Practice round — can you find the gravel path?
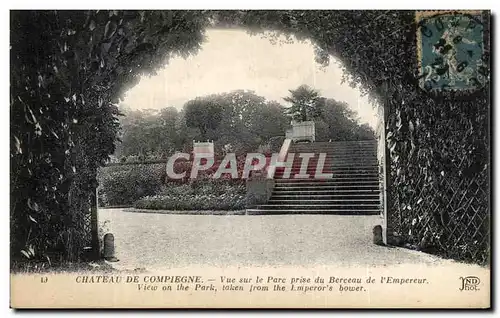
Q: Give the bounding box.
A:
[99,208,448,271]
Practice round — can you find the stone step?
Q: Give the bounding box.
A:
[329,164,379,168]
[273,190,379,194]
[330,174,379,178]
[277,174,379,179]
[274,189,379,193]
[336,155,377,159]
[289,151,376,155]
[292,141,376,146]
[291,145,376,148]
[293,143,376,146]
[272,189,380,194]
[255,204,380,210]
[287,157,377,162]
[290,149,377,154]
[276,178,379,186]
[286,161,378,167]
[276,180,379,185]
[246,209,381,215]
[287,155,374,159]
[268,199,380,204]
[289,163,380,167]
[329,162,378,165]
[271,193,380,198]
[325,150,377,153]
[269,199,380,203]
[277,169,377,174]
[274,174,377,179]
[273,179,379,182]
[330,159,378,163]
[275,171,377,177]
[274,181,379,186]
[265,205,381,209]
[278,166,335,171]
[329,171,379,175]
[329,157,378,161]
[306,171,378,175]
[291,144,376,148]
[274,178,379,183]
[330,168,379,172]
[282,169,378,174]
[290,148,378,151]
[330,162,378,165]
[274,188,379,192]
[331,166,379,170]
[299,140,376,143]
[290,155,376,158]
[257,138,382,215]
[291,143,376,147]
[275,174,378,180]
[271,197,379,201]
[275,182,379,186]
[274,175,379,180]
[274,184,380,189]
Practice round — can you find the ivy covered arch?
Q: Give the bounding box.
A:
[10,10,490,266]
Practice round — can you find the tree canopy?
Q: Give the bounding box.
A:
[314,98,375,141]
[115,90,291,160]
[112,86,374,161]
[184,97,224,140]
[283,84,322,122]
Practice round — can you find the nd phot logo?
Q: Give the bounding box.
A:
[459,276,480,291]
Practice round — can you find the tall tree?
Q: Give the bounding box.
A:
[315,98,375,141]
[283,85,322,122]
[115,107,181,160]
[184,97,223,140]
[214,90,289,154]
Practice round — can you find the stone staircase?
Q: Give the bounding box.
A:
[247,140,381,215]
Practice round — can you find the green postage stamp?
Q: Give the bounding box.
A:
[416,11,488,92]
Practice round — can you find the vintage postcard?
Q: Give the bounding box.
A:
[9,9,491,309]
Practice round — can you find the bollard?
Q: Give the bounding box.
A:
[103,233,119,262]
[372,225,384,246]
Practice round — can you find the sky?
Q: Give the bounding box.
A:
[122,29,379,128]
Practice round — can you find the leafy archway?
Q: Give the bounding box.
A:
[10,10,490,266]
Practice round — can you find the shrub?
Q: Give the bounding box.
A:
[98,162,247,210]
[97,151,271,209]
[134,194,246,211]
[134,179,246,211]
[98,163,165,206]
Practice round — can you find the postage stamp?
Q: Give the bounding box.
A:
[415,10,489,92]
[9,9,491,309]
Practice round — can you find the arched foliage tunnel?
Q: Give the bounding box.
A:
[10,10,490,266]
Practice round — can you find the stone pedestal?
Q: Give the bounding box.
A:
[245,176,275,209]
[193,140,214,158]
[285,121,315,143]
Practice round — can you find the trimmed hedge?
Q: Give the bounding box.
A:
[98,154,269,208]
[98,163,247,210]
[134,180,246,210]
[98,163,165,206]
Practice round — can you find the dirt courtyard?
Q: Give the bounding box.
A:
[97,209,458,271]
